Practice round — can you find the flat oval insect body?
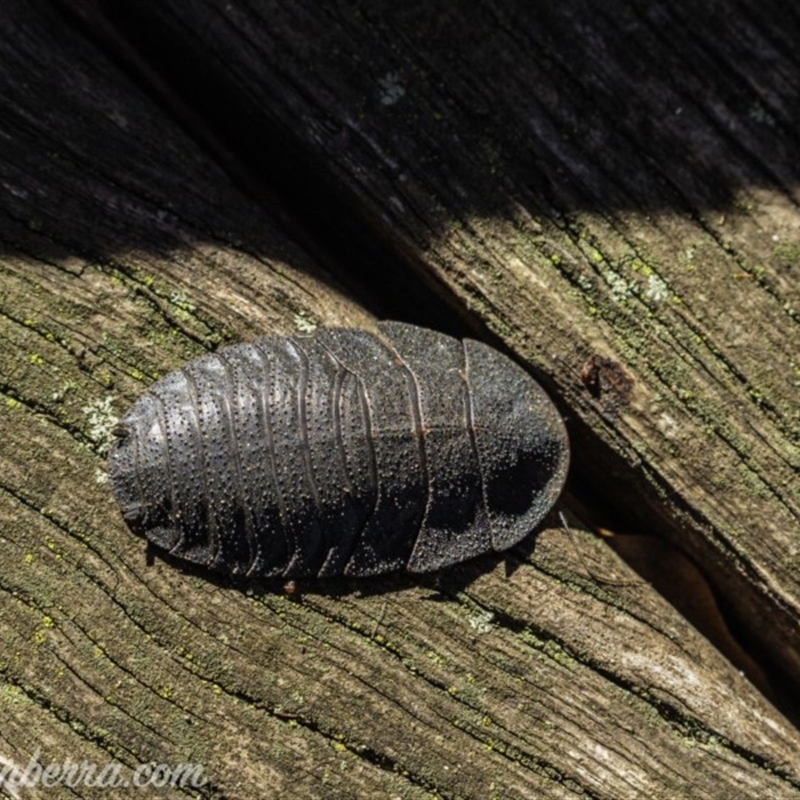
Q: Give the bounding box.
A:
[108,322,569,578]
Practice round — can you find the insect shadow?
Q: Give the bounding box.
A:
[144,509,549,601]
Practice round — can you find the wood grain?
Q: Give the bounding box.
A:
[1,1,798,798]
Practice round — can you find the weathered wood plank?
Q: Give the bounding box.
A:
[72,0,800,687]
[0,1,798,799]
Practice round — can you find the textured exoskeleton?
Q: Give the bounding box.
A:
[108,322,569,577]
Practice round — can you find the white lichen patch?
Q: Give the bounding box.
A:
[94,466,109,485]
[293,313,317,333]
[575,272,595,293]
[81,395,118,456]
[468,608,495,634]
[169,290,197,313]
[644,273,669,304]
[604,270,632,303]
[656,411,680,440]
[378,72,406,106]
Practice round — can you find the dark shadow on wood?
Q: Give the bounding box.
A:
[142,527,544,600]
[39,0,800,326]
